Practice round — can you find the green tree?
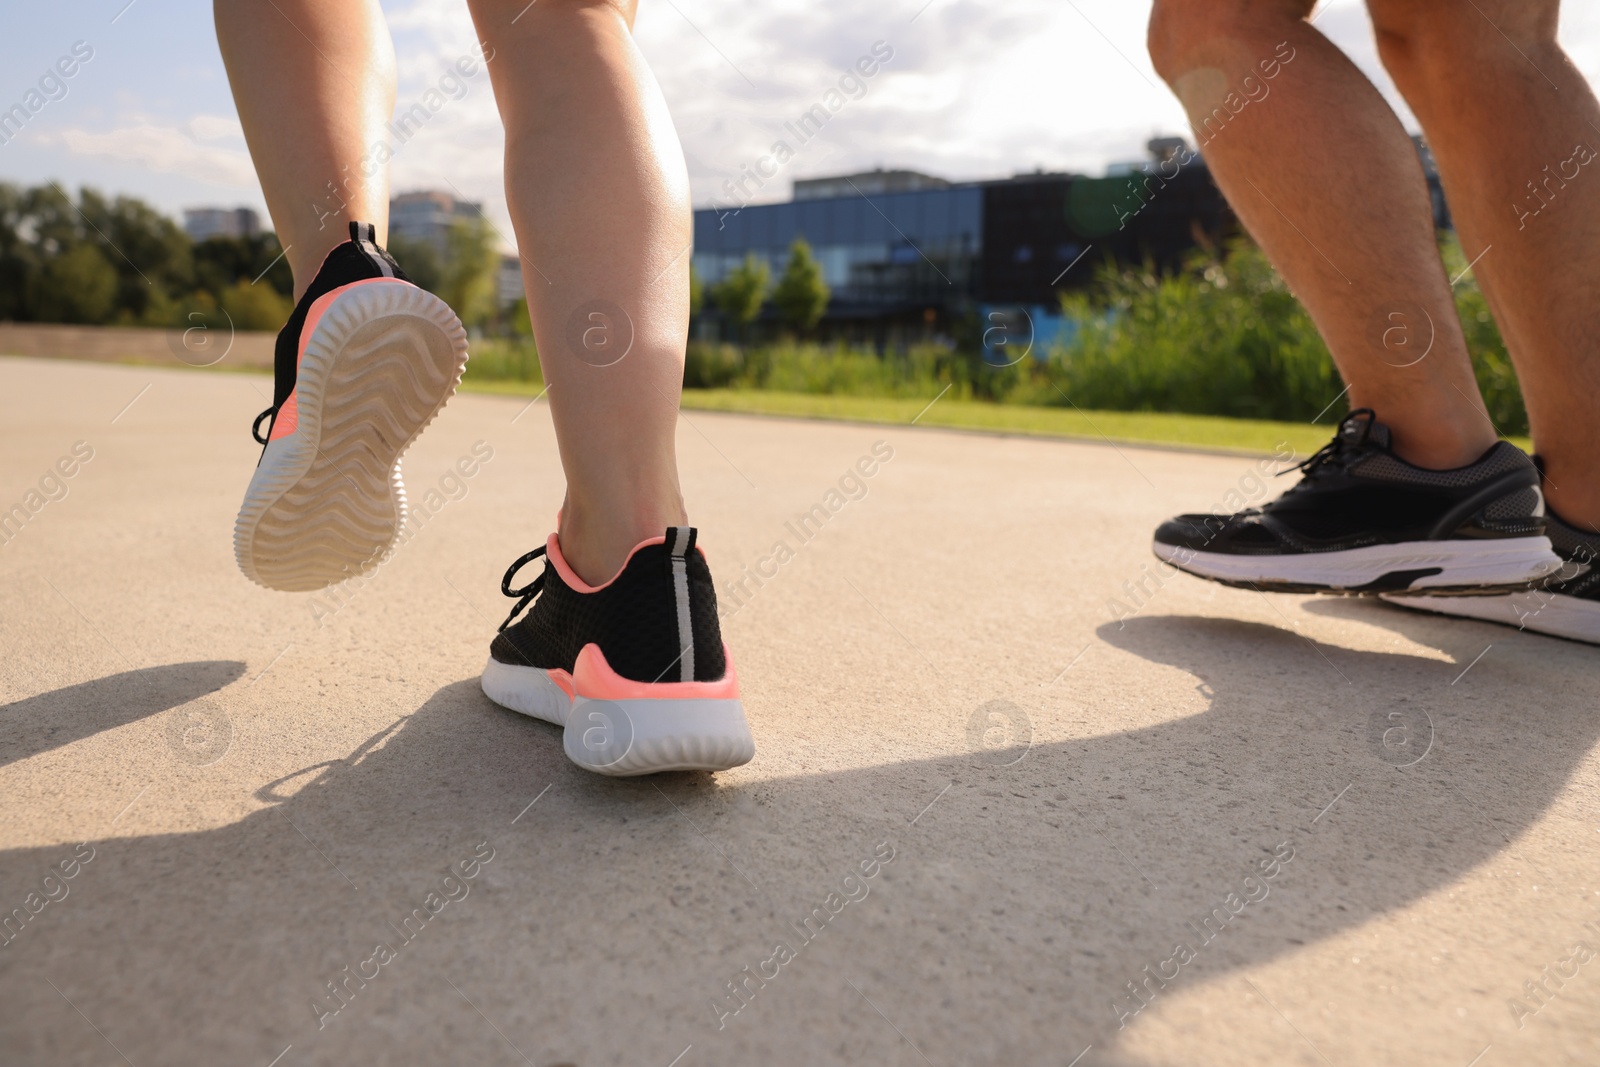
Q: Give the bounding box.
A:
[0,183,40,320]
[193,233,293,303]
[688,262,704,319]
[35,243,118,324]
[771,237,829,335]
[219,279,294,331]
[712,254,769,343]
[507,297,534,338]
[439,216,500,329]
[386,232,443,295]
[79,188,193,321]
[21,184,79,259]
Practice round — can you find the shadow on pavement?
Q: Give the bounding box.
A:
[2,619,1594,1065]
[0,661,245,770]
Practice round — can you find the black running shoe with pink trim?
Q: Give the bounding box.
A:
[480,526,755,776]
[234,222,468,592]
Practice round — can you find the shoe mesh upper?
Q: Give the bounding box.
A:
[1348,443,1529,488]
[270,222,411,413]
[1153,412,1543,555]
[491,533,728,684]
[1483,487,1543,521]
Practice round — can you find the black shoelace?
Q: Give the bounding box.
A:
[1284,408,1378,480]
[497,545,548,632]
[252,407,277,445]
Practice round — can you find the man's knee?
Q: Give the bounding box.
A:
[1147,0,1215,85]
[1148,0,1312,86]
[472,0,632,32]
[1369,0,1559,86]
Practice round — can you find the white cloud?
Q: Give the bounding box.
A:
[18,0,1600,237]
[185,114,244,142]
[631,0,1187,204]
[52,123,257,188]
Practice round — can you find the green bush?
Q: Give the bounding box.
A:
[757,342,944,397]
[683,340,968,399]
[1045,237,1528,433]
[1049,241,1342,421]
[464,338,543,386]
[456,236,1530,436]
[1440,239,1528,435]
[684,342,744,389]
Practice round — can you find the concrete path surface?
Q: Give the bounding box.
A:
[1,355,1597,1066]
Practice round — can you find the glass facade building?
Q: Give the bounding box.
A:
[690,163,1237,347]
[693,185,982,321]
[691,155,1448,349]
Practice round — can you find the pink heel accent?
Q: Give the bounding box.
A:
[268,278,406,443]
[268,390,300,441]
[546,667,576,700]
[572,643,739,702]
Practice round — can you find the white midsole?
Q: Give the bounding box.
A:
[564,695,754,777]
[1153,536,1560,591]
[479,657,756,777]
[234,280,467,592]
[1381,591,1600,645]
[480,658,571,726]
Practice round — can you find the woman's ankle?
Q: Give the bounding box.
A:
[558,493,689,587]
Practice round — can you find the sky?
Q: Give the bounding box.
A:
[6,0,1600,248]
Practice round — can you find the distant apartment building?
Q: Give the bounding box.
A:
[498,254,524,307]
[183,207,260,242]
[388,190,484,257]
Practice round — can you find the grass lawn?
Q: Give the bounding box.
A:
[464,380,1532,457]
[3,352,1530,458]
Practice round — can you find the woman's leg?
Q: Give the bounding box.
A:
[466,0,754,776]
[218,0,470,594]
[214,0,396,295]
[465,0,692,585]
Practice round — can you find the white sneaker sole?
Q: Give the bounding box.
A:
[235,282,468,592]
[1380,590,1600,645]
[1153,536,1562,595]
[480,657,756,777]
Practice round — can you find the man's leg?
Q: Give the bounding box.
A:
[1370,0,1600,528]
[466,0,691,586]
[214,0,396,294]
[1145,0,1561,597]
[1147,0,1495,468]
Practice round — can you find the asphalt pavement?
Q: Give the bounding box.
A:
[2,355,1596,1066]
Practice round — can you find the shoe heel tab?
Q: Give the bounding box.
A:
[667,526,698,558]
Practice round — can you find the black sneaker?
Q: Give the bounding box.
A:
[234,221,468,592]
[1151,409,1563,595]
[480,526,755,776]
[1382,506,1600,644]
